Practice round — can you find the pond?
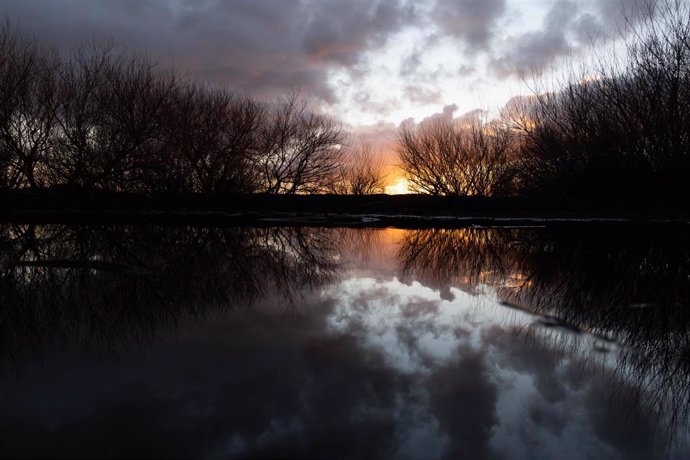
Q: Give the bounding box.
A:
[1,224,688,459]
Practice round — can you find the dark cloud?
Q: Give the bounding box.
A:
[0,0,417,104]
[0,296,416,459]
[489,0,659,79]
[432,0,507,50]
[426,347,498,459]
[490,0,578,78]
[0,0,665,113]
[304,0,417,66]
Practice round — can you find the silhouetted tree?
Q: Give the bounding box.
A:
[332,143,386,194]
[160,85,264,192]
[257,94,348,194]
[506,0,690,199]
[0,26,58,189]
[396,117,516,196]
[0,29,352,195]
[48,45,177,190]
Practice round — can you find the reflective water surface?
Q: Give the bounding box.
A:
[1,224,689,459]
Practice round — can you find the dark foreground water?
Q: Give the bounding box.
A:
[1,224,688,459]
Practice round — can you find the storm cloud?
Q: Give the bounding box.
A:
[0,0,418,103]
[432,0,507,50]
[490,0,582,78]
[489,0,657,78]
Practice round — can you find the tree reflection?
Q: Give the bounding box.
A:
[399,228,521,293]
[398,225,690,437]
[0,224,341,375]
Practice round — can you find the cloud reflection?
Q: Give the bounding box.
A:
[1,225,688,459]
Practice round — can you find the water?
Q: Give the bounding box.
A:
[1,224,688,459]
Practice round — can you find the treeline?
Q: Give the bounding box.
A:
[397,0,690,200]
[0,27,385,194]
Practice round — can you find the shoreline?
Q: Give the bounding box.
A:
[1,190,688,227]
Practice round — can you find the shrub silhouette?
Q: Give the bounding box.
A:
[397,0,689,201]
[396,116,517,196]
[332,143,387,195]
[506,0,690,200]
[0,29,350,194]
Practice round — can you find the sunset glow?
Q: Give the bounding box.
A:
[385,177,411,195]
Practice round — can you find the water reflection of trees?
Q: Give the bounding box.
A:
[0,224,340,374]
[399,228,521,293]
[398,225,690,435]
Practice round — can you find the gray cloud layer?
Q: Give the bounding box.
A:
[432,0,507,50]
[491,0,578,78]
[490,0,655,78]
[1,0,418,103]
[1,0,653,110]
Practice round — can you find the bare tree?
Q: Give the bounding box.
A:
[257,94,348,194]
[505,0,690,198]
[93,51,177,192]
[332,143,386,194]
[396,116,516,196]
[463,119,517,196]
[1,30,349,195]
[43,44,110,188]
[0,29,355,195]
[0,25,58,189]
[46,45,178,190]
[160,85,264,193]
[0,32,265,193]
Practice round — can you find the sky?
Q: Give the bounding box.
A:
[0,0,643,188]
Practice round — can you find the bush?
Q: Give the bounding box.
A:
[506,0,690,200]
[0,29,350,194]
[396,116,517,196]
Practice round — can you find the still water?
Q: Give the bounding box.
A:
[1,224,688,459]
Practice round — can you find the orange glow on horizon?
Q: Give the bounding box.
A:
[386,176,411,195]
